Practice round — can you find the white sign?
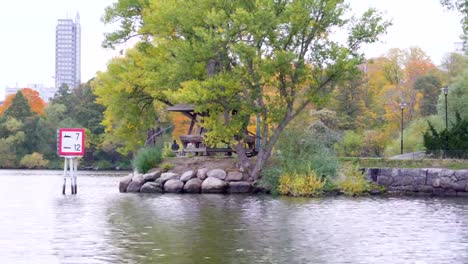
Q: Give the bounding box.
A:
[57,128,85,157]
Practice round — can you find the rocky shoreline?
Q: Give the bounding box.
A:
[119,164,468,197]
[120,167,255,194]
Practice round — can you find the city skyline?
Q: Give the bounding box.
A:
[0,0,464,100]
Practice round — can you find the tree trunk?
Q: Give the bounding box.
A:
[250,147,272,180]
[235,142,252,173]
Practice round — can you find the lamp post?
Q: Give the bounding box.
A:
[442,87,449,157]
[400,102,407,155]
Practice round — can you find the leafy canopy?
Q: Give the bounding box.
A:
[97,0,390,178]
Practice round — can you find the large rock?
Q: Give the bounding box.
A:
[119,174,133,193]
[180,170,195,183]
[160,172,180,182]
[201,177,228,193]
[126,174,145,192]
[197,168,209,180]
[143,170,162,182]
[164,179,184,193]
[454,170,468,181]
[140,182,163,193]
[184,178,202,193]
[206,169,227,180]
[228,181,251,193]
[226,171,243,182]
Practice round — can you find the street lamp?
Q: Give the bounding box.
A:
[441,87,449,157]
[400,102,407,155]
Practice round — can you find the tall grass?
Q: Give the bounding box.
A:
[260,124,339,195]
[133,145,163,173]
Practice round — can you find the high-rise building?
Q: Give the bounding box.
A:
[55,13,81,89]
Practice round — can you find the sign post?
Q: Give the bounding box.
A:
[57,128,85,195]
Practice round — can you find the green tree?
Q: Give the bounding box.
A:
[424,112,468,158]
[93,49,167,155]
[441,52,468,79]
[414,75,442,116]
[2,91,34,120]
[437,69,468,123]
[99,0,390,179]
[0,91,40,159]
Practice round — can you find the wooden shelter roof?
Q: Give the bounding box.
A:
[166,104,195,112]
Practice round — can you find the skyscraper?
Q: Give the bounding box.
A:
[55,13,81,89]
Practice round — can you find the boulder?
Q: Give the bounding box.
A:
[197,168,209,180]
[184,178,202,193]
[164,179,184,193]
[119,174,133,193]
[226,171,243,182]
[126,174,145,192]
[452,180,466,191]
[140,182,163,193]
[206,169,227,180]
[454,170,468,181]
[227,181,251,193]
[160,172,180,182]
[155,177,165,186]
[201,177,227,193]
[143,170,162,182]
[180,170,195,182]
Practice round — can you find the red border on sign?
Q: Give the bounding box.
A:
[58,128,85,156]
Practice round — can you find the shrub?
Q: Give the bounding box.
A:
[260,125,339,193]
[133,146,163,173]
[335,163,369,196]
[424,112,468,158]
[278,169,325,197]
[20,152,49,169]
[162,142,176,158]
[161,162,174,172]
[335,130,363,157]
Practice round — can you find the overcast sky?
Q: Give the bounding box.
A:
[0,0,463,100]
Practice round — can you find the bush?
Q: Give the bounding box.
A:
[424,112,468,158]
[162,142,176,158]
[20,152,49,169]
[260,125,339,193]
[335,130,363,157]
[161,162,174,172]
[335,163,370,196]
[133,146,163,173]
[278,169,325,196]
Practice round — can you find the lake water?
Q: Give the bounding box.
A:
[1,170,468,264]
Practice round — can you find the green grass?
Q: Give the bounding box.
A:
[339,157,468,170]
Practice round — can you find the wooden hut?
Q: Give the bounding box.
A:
[167,104,257,156]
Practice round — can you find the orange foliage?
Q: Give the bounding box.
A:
[170,112,191,140]
[0,88,46,116]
